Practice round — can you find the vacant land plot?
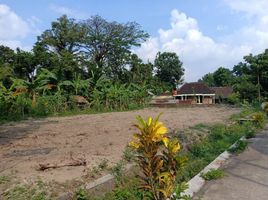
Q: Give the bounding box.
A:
[0,106,238,189]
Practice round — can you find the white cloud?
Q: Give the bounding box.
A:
[0,4,36,50]
[0,4,30,40]
[49,4,89,19]
[223,0,268,54]
[224,0,268,17]
[136,9,251,81]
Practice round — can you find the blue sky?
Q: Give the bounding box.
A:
[1,0,268,81]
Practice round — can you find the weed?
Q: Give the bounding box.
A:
[110,161,124,185]
[89,166,101,178]
[98,159,108,170]
[74,188,89,200]
[201,169,225,181]
[0,175,9,184]
[3,184,48,200]
[190,123,209,131]
[122,147,135,162]
[228,140,248,154]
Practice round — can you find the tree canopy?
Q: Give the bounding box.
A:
[154,52,184,87]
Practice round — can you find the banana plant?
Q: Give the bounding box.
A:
[60,74,91,96]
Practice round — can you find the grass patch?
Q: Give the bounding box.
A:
[228,140,248,154]
[201,169,225,181]
[190,123,210,131]
[2,184,49,200]
[0,175,10,184]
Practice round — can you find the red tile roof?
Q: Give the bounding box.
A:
[178,82,214,94]
[210,87,233,98]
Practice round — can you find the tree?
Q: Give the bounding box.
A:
[13,49,36,80]
[154,52,184,86]
[129,54,153,84]
[213,67,234,87]
[0,46,16,86]
[244,51,268,102]
[35,15,85,80]
[200,73,215,86]
[81,15,149,80]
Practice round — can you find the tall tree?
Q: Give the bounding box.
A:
[154,52,184,86]
[244,51,268,102]
[35,15,85,80]
[81,15,149,80]
[129,54,153,84]
[0,46,15,86]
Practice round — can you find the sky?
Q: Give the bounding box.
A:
[1,0,268,81]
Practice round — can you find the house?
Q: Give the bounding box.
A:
[210,86,233,103]
[173,82,215,105]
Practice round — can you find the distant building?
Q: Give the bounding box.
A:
[174,82,215,105]
[210,86,233,103]
[150,82,233,106]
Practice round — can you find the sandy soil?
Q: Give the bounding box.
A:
[0,106,239,185]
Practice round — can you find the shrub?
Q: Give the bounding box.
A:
[251,112,266,128]
[34,94,67,116]
[227,92,240,105]
[129,114,187,200]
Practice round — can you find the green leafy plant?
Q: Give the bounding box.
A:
[201,169,225,181]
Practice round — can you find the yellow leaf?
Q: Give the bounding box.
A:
[162,137,169,148]
[156,125,168,135]
[129,141,140,149]
[172,143,180,154]
[147,117,153,126]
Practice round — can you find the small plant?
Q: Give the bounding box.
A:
[98,159,108,170]
[123,146,135,162]
[201,169,225,181]
[245,125,256,139]
[75,188,89,200]
[251,112,266,128]
[0,175,9,184]
[171,183,192,200]
[228,140,248,154]
[110,161,125,185]
[89,166,101,178]
[129,114,187,200]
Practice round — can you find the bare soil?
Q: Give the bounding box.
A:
[0,106,239,190]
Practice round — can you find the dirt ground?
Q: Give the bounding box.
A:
[0,106,239,187]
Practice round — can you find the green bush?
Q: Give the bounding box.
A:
[33,94,67,116]
[227,92,240,105]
